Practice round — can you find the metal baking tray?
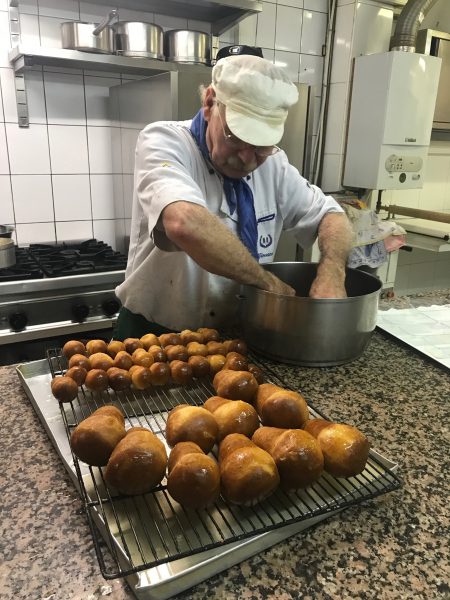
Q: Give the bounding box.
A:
[17,355,400,600]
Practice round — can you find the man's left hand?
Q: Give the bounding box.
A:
[309,263,347,299]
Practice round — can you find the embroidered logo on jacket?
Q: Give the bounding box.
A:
[259,234,273,249]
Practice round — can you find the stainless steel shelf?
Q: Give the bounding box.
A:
[79,0,262,35]
[9,45,177,76]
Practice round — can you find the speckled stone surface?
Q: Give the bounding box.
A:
[0,331,449,600]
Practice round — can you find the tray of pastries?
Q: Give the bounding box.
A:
[46,327,400,580]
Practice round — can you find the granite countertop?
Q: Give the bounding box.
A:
[1,330,449,600]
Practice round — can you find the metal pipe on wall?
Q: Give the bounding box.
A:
[390,0,440,51]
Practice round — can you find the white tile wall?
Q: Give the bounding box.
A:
[0,175,14,222]
[275,5,302,53]
[52,174,91,220]
[11,174,54,222]
[48,125,89,173]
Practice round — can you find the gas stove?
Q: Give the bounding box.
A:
[0,239,127,365]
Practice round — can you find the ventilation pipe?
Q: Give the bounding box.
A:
[390,0,440,52]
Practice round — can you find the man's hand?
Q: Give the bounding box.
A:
[260,271,296,296]
[309,262,347,299]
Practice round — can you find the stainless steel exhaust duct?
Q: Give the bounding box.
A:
[390,0,440,52]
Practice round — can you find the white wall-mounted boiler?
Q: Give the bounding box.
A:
[343,51,441,190]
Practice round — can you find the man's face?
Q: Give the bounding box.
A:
[203,94,269,179]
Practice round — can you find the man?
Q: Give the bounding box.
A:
[114,55,353,339]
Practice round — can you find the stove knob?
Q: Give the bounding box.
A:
[72,303,90,322]
[9,311,28,332]
[102,299,120,317]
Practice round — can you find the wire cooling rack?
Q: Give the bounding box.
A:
[48,348,401,580]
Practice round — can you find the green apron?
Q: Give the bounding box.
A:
[113,307,173,340]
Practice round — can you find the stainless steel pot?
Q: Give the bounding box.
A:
[61,10,117,54]
[0,238,15,269]
[114,21,164,59]
[239,262,382,367]
[164,29,211,65]
[0,225,14,239]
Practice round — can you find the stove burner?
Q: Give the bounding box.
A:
[0,239,127,281]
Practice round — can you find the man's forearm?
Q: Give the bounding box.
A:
[317,212,353,271]
[162,201,294,294]
[309,212,353,298]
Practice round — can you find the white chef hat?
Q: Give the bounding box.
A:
[211,54,299,146]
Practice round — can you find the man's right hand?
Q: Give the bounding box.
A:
[260,271,296,296]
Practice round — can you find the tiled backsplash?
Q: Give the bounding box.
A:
[0,0,327,249]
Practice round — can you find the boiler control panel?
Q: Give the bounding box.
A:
[385,154,423,173]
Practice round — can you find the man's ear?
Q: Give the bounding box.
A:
[203,87,216,122]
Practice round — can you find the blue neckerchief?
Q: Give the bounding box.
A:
[190,109,259,261]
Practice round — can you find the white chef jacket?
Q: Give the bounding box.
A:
[115,120,344,331]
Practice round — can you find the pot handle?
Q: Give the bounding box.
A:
[236,294,246,301]
[93,9,118,36]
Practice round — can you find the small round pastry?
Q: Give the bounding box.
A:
[107,367,132,391]
[147,345,167,362]
[248,363,265,384]
[197,327,220,343]
[167,448,220,509]
[149,362,171,385]
[71,408,126,466]
[159,332,182,347]
[105,427,167,494]
[86,339,108,356]
[123,338,143,354]
[68,353,91,371]
[65,366,87,387]
[304,420,370,478]
[206,341,226,356]
[131,349,154,368]
[223,351,248,371]
[223,339,248,355]
[186,342,208,357]
[106,340,126,358]
[167,441,204,473]
[94,405,125,427]
[165,344,189,362]
[62,340,87,359]
[170,360,193,385]
[84,368,109,392]
[128,364,141,376]
[218,432,255,464]
[165,404,218,453]
[179,329,204,345]
[51,376,79,403]
[90,352,114,371]
[213,369,259,403]
[131,366,153,390]
[252,427,324,489]
[207,354,226,374]
[113,350,133,371]
[219,439,279,506]
[255,384,309,429]
[188,355,210,378]
[204,397,259,441]
[140,333,160,350]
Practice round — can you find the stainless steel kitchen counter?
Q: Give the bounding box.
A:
[1,330,448,600]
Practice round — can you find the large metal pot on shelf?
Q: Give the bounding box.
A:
[113,21,164,59]
[61,9,118,54]
[239,262,382,367]
[164,29,211,65]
